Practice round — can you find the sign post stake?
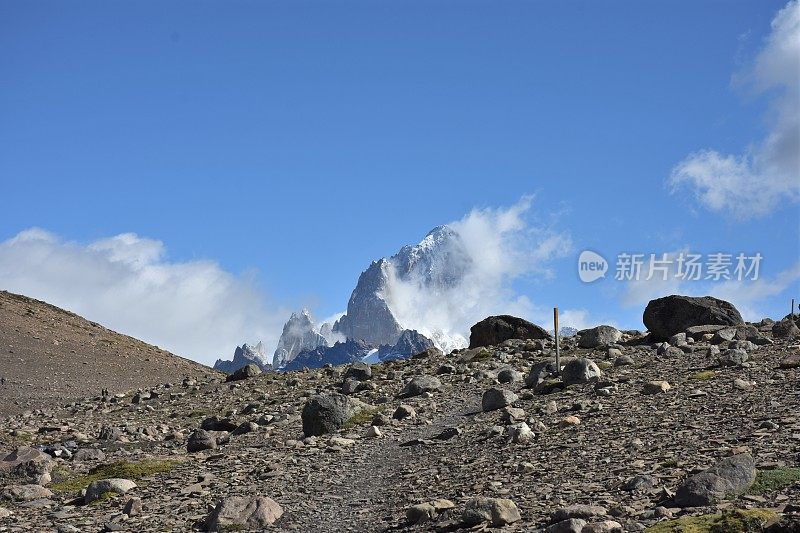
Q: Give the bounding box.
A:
[554,307,560,376]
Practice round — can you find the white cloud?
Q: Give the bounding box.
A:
[712,262,800,320]
[618,250,799,321]
[668,0,800,219]
[0,228,288,366]
[381,197,573,350]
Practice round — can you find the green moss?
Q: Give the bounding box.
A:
[689,370,717,381]
[51,459,180,493]
[88,491,118,505]
[597,361,613,371]
[749,467,800,494]
[660,458,679,468]
[645,509,778,533]
[342,407,381,429]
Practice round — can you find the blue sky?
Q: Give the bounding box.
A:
[1,1,798,364]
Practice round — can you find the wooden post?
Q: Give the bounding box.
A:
[554,307,560,376]
[793,298,796,318]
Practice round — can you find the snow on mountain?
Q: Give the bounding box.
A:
[213,341,272,373]
[333,225,472,351]
[272,310,328,369]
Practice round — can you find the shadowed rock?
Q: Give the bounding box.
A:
[643,295,743,341]
[469,315,551,348]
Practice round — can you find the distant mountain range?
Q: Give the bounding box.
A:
[214,224,574,373]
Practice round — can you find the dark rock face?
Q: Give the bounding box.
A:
[674,453,757,507]
[214,342,272,374]
[643,295,744,341]
[469,315,551,349]
[376,330,435,362]
[333,260,404,347]
[284,339,372,372]
[272,310,329,369]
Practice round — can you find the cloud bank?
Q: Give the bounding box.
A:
[0,229,287,366]
[381,197,574,350]
[669,0,800,219]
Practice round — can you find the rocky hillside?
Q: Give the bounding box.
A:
[0,290,219,417]
[0,295,798,532]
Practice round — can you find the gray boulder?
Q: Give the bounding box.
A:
[3,484,52,502]
[524,360,558,388]
[187,429,229,453]
[578,326,622,348]
[773,318,800,339]
[719,348,749,367]
[205,495,283,531]
[561,358,602,386]
[469,315,551,349]
[344,362,372,381]
[481,388,518,411]
[399,375,442,397]
[225,363,261,382]
[462,497,521,527]
[674,453,757,507]
[84,478,136,504]
[301,393,371,436]
[643,295,744,341]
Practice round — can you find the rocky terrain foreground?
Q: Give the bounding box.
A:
[0,291,220,417]
[1,299,799,532]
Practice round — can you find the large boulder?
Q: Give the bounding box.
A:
[772,318,800,339]
[674,453,757,507]
[643,295,744,341]
[301,393,371,437]
[469,315,551,349]
[578,326,622,348]
[205,495,283,531]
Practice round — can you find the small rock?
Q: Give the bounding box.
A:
[393,404,416,420]
[552,504,607,522]
[719,348,749,367]
[674,453,756,507]
[561,358,602,386]
[205,495,283,530]
[508,422,534,443]
[400,376,442,397]
[642,381,670,395]
[544,518,587,533]
[462,497,521,527]
[123,497,142,516]
[578,326,622,348]
[365,426,381,438]
[225,363,261,382]
[482,388,518,411]
[85,479,136,504]
[3,484,53,502]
